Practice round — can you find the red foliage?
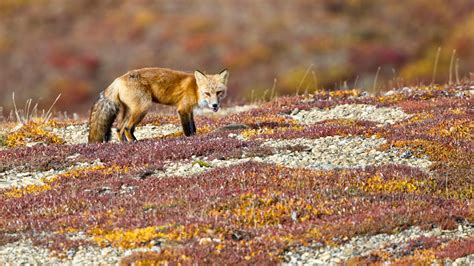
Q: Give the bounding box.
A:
[435,237,474,260]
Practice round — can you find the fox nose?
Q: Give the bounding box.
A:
[212,103,219,112]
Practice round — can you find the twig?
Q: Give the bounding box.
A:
[431,47,441,85]
[25,99,32,122]
[296,64,314,96]
[373,67,381,94]
[43,94,61,123]
[270,78,277,100]
[262,89,269,103]
[449,49,456,85]
[353,75,359,90]
[342,81,348,90]
[455,58,460,84]
[312,71,318,91]
[12,92,22,124]
[445,174,449,198]
[32,102,38,119]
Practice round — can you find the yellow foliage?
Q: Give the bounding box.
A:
[208,192,333,227]
[89,224,211,249]
[376,85,441,104]
[2,165,128,198]
[428,119,473,141]
[394,249,436,264]
[4,183,53,198]
[313,89,361,98]
[450,108,465,115]
[240,127,275,138]
[305,228,322,239]
[241,115,296,126]
[161,125,213,139]
[55,227,80,234]
[377,93,406,104]
[360,175,434,194]
[386,139,455,162]
[406,113,434,124]
[240,125,304,139]
[5,122,64,148]
[90,226,169,249]
[197,125,214,134]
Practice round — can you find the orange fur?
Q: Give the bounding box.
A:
[88,67,228,143]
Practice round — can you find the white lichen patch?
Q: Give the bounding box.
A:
[154,158,253,178]
[0,239,124,265]
[284,223,474,265]
[152,135,432,178]
[0,160,103,190]
[48,123,181,145]
[291,104,412,125]
[262,136,432,170]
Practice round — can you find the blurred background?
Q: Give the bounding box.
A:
[0,0,474,115]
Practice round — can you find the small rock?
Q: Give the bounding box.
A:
[319,252,331,261]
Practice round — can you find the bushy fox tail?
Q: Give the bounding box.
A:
[88,92,119,143]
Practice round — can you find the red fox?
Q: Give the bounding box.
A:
[88,67,229,143]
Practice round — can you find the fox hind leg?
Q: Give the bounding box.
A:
[124,110,148,141]
[116,104,128,142]
[119,89,152,142]
[122,98,151,141]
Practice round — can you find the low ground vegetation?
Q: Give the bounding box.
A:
[0,84,472,264]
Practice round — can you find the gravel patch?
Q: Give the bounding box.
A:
[48,123,181,145]
[284,223,474,265]
[152,135,432,178]
[0,230,164,265]
[0,240,63,265]
[262,136,432,171]
[0,159,102,190]
[0,239,124,265]
[154,157,253,178]
[291,104,411,125]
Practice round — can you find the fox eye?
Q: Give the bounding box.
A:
[205,92,211,96]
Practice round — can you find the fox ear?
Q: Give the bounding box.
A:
[218,69,229,84]
[194,70,207,86]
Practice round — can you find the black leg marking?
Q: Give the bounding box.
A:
[179,111,194,136]
[190,111,197,135]
[131,125,137,141]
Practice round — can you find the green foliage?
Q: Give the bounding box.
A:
[192,160,211,168]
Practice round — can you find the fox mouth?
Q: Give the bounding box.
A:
[212,106,219,112]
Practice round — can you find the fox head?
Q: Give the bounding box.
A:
[194,69,229,112]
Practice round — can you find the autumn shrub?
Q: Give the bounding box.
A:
[5,122,64,148]
[0,162,469,263]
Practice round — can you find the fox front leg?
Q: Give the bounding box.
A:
[190,112,196,135]
[178,110,196,136]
